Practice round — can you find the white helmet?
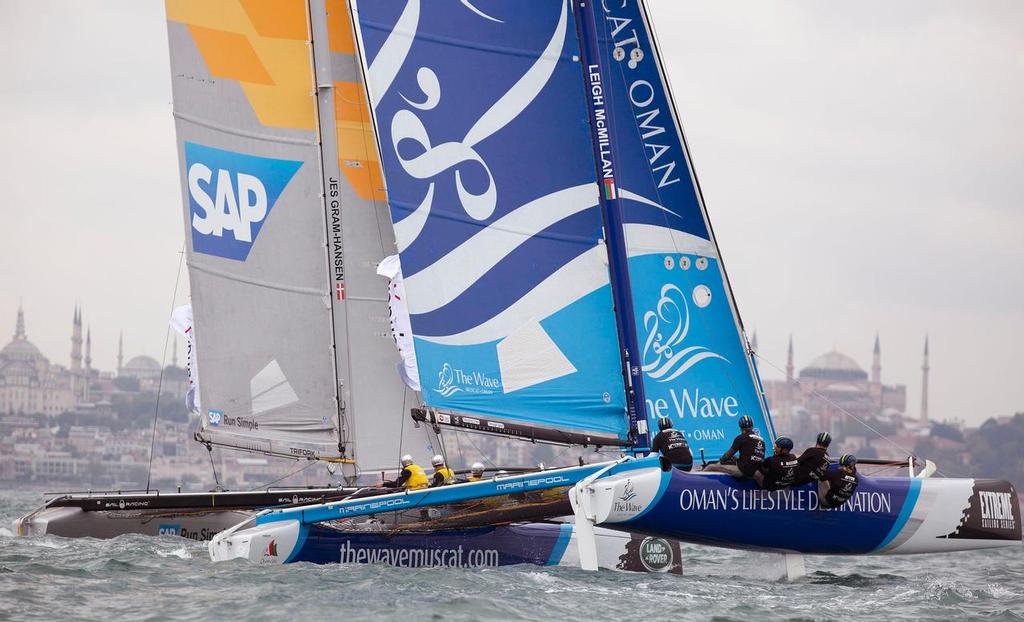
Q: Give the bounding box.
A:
[470,462,485,475]
[400,454,414,467]
[431,454,445,467]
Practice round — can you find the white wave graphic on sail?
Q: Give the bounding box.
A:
[403,183,597,315]
[364,0,420,108]
[434,362,462,397]
[368,0,571,252]
[641,284,727,383]
[417,220,716,346]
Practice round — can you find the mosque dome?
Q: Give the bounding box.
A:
[0,338,44,364]
[121,355,162,379]
[799,350,868,382]
[0,306,47,368]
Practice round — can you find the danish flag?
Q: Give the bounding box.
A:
[336,282,346,300]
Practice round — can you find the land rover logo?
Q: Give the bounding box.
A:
[639,537,673,572]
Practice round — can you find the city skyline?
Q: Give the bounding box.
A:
[1,1,1022,425]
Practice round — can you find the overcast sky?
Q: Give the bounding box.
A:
[1,1,1021,426]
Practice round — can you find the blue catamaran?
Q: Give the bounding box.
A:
[205,0,1020,572]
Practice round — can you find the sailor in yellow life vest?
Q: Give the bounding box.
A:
[429,455,456,487]
[467,462,485,482]
[383,454,429,490]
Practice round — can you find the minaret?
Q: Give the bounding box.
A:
[70,306,82,373]
[750,330,759,353]
[14,304,25,341]
[85,327,92,370]
[172,335,179,368]
[871,333,881,384]
[71,306,83,400]
[84,327,92,402]
[785,334,794,383]
[117,331,124,374]
[784,334,795,413]
[920,335,930,424]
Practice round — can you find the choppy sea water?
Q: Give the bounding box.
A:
[2,490,1023,622]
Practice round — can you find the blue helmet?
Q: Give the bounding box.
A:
[816,432,832,447]
[658,416,673,431]
[775,437,794,450]
[738,415,754,430]
[839,454,857,467]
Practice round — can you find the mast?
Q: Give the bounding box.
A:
[573,0,650,450]
[308,0,353,465]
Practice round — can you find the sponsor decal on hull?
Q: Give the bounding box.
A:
[339,542,499,568]
[159,524,219,541]
[637,537,673,573]
[941,480,1022,540]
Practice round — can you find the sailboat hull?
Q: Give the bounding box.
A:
[13,488,359,540]
[210,519,684,573]
[593,468,1022,555]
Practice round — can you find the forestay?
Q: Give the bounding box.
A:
[587,0,776,456]
[350,0,631,441]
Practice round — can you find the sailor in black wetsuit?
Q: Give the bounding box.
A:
[819,454,860,509]
[756,437,798,490]
[794,432,832,486]
[704,415,765,478]
[650,416,693,472]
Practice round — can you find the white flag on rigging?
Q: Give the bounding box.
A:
[169,304,201,414]
[377,255,421,391]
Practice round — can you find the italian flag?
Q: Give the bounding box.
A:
[603,178,617,200]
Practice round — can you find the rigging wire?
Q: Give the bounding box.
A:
[246,459,319,491]
[145,244,185,492]
[206,444,223,491]
[752,352,947,475]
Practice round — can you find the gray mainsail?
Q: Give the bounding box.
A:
[166,0,431,472]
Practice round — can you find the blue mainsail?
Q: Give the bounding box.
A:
[350,0,629,439]
[586,0,776,456]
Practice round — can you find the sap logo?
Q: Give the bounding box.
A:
[208,409,223,427]
[158,524,181,537]
[184,142,302,262]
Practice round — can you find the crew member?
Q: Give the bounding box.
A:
[650,416,693,471]
[467,462,486,482]
[704,415,765,478]
[383,454,429,490]
[819,454,859,509]
[756,437,799,490]
[794,432,831,485]
[429,454,456,488]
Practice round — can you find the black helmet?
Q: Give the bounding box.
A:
[839,454,857,467]
[738,415,754,429]
[658,416,673,431]
[816,432,832,447]
[775,437,794,450]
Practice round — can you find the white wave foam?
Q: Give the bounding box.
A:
[156,546,192,560]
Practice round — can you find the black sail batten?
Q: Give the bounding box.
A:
[411,408,631,448]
